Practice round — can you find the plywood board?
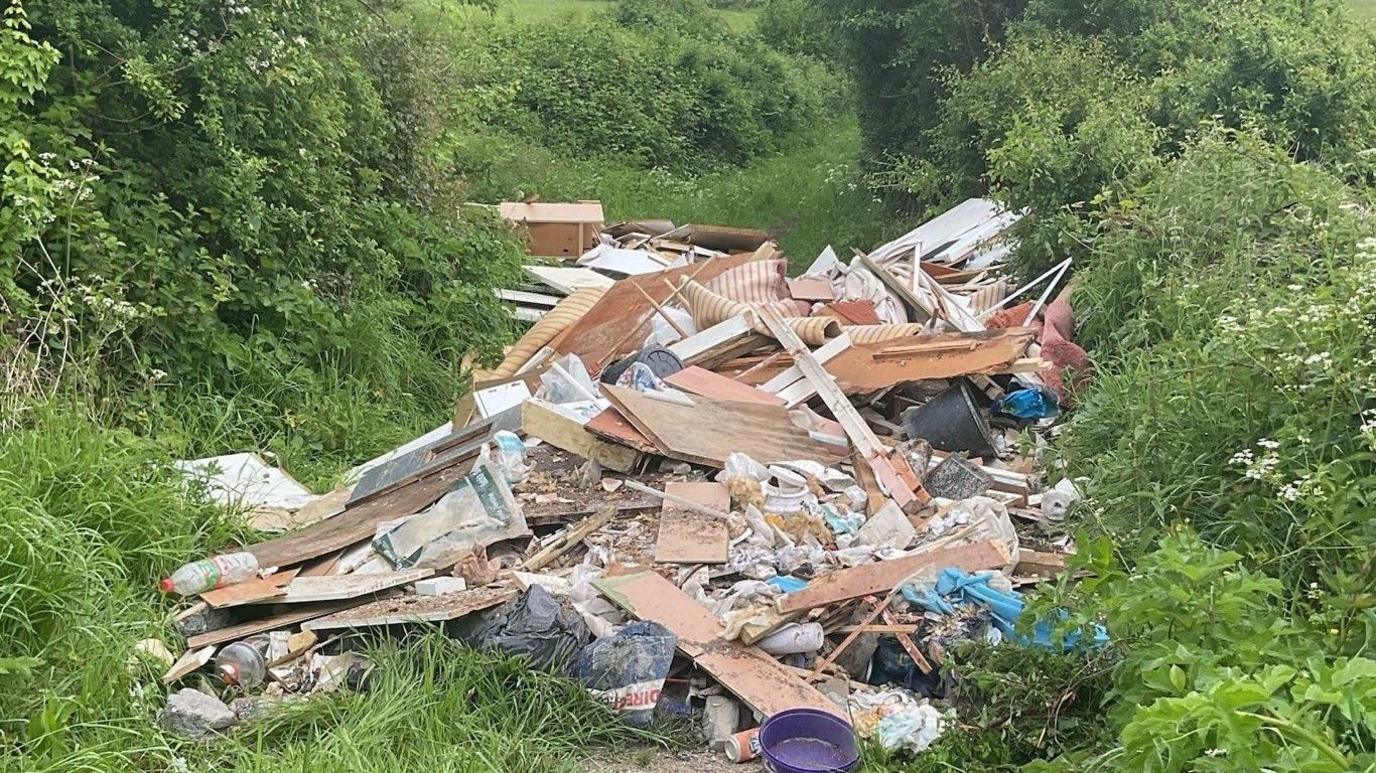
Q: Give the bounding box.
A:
[302,585,517,631]
[200,569,300,608]
[552,252,759,374]
[594,571,844,718]
[663,366,784,406]
[778,540,1014,614]
[823,328,1036,392]
[185,599,364,649]
[248,458,474,569]
[654,482,730,564]
[602,385,846,469]
[276,568,433,605]
[584,407,659,454]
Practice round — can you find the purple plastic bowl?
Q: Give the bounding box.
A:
[759,708,860,773]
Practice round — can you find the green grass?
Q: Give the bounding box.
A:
[0,407,665,772]
[1352,0,1376,21]
[466,122,902,271]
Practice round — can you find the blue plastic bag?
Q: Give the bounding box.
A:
[992,387,1061,420]
[574,621,677,726]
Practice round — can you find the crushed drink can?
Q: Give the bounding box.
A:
[723,727,760,763]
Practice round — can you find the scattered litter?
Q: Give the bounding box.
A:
[153,200,1093,764]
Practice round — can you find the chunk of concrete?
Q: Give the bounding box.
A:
[702,694,741,751]
[159,688,236,739]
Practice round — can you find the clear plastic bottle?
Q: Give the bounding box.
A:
[159,551,259,596]
[214,639,267,688]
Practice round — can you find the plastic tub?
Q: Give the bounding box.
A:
[759,708,860,773]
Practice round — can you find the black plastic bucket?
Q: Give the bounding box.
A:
[902,380,997,458]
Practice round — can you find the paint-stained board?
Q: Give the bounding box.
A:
[594,571,844,719]
[654,482,730,564]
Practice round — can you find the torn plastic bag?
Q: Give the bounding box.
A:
[575,621,677,726]
[538,354,600,404]
[992,386,1061,420]
[373,457,529,569]
[451,585,590,672]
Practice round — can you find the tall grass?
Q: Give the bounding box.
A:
[464,123,900,271]
[0,407,664,772]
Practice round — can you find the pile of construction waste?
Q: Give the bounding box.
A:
[152,198,1097,765]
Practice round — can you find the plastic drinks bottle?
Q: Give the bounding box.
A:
[159,552,259,596]
[214,639,267,688]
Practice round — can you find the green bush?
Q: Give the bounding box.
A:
[2,0,524,471]
[1032,529,1376,771]
[814,0,1027,166]
[427,8,827,174]
[1031,132,1376,768]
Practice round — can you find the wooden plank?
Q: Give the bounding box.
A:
[654,482,730,564]
[1014,549,1068,578]
[757,305,925,510]
[185,599,365,649]
[594,571,844,718]
[523,507,618,571]
[163,645,215,684]
[763,332,853,409]
[778,540,1014,614]
[302,585,517,631]
[525,265,615,294]
[521,399,643,473]
[200,569,300,609]
[497,289,561,307]
[553,253,759,374]
[602,385,846,469]
[247,461,472,569]
[837,624,920,635]
[882,608,932,674]
[275,569,433,605]
[584,407,659,454]
[667,313,756,366]
[756,306,882,457]
[664,366,784,406]
[809,593,895,681]
[823,329,1035,392]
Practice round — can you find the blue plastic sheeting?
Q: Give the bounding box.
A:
[767,575,809,593]
[992,387,1061,420]
[901,567,1107,651]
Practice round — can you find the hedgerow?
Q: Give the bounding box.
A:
[826,1,1376,770]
